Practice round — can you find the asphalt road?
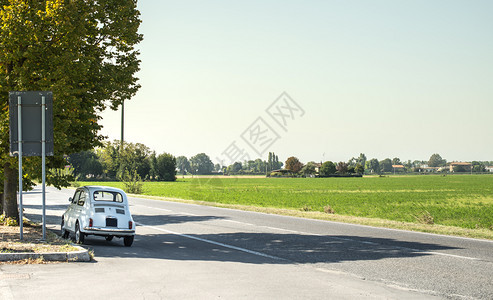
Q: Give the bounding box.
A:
[1,186,493,299]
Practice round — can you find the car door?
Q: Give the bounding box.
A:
[72,190,87,228]
[66,190,81,231]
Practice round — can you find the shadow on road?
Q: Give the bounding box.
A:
[135,214,225,226]
[81,212,460,265]
[87,230,459,265]
[24,204,462,266]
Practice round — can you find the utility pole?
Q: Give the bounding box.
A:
[121,100,124,149]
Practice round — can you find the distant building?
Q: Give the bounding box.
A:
[313,163,322,173]
[485,166,493,173]
[449,162,472,172]
[422,167,440,172]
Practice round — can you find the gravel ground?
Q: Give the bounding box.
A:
[0,221,76,259]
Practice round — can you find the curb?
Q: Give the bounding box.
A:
[0,245,90,262]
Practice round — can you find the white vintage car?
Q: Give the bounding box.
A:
[61,186,136,247]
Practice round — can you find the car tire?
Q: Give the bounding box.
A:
[124,236,134,247]
[60,219,69,239]
[105,236,114,242]
[75,222,85,244]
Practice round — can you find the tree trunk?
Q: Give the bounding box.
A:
[3,163,18,221]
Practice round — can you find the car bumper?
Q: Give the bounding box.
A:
[83,227,135,236]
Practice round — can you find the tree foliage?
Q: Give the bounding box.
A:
[226,162,243,175]
[0,0,142,218]
[366,159,380,174]
[348,153,366,168]
[354,163,365,174]
[380,158,393,173]
[98,140,151,180]
[190,153,214,175]
[472,161,486,173]
[428,153,446,167]
[153,153,176,181]
[336,162,349,174]
[320,161,336,176]
[301,162,317,176]
[268,152,283,171]
[176,156,190,175]
[71,141,176,181]
[68,150,103,179]
[285,156,303,173]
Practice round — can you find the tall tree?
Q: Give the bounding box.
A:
[274,154,282,169]
[98,141,150,180]
[226,162,242,174]
[0,1,142,219]
[320,161,336,176]
[190,153,214,175]
[365,158,380,174]
[268,152,273,172]
[357,153,367,167]
[336,162,349,174]
[285,156,303,173]
[254,158,266,173]
[471,161,486,173]
[176,156,190,175]
[154,153,176,181]
[354,163,365,174]
[267,152,282,171]
[428,153,446,167]
[380,158,393,173]
[301,162,317,176]
[68,150,103,179]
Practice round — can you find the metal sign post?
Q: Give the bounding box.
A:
[17,96,23,240]
[9,91,54,241]
[41,96,46,240]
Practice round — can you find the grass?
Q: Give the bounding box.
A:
[81,174,493,238]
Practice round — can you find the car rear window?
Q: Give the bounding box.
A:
[93,191,123,203]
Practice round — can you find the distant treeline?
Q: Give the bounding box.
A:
[69,143,492,181]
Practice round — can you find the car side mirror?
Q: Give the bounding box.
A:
[68,197,73,203]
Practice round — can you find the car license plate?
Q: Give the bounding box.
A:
[106,218,117,227]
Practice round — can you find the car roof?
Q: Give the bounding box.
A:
[80,185,126,194]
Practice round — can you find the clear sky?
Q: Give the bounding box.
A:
[99,0,493,165]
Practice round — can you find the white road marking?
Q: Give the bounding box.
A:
[136,222,285,261]
[262,226,305,234]
[420,251,478,260]
[223,220,254,226]
[148,207,172,212]
[392,246,479,261]
[180,212,198,216]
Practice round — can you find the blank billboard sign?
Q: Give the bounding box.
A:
[9,91,54,157]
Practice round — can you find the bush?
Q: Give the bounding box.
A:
[324,205,335,214]
[0,214,18,226]
[121,169,144,194]
[320,161,336,176]
[414,211,434,225]
[300,205,312,211]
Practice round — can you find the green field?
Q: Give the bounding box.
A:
[82,175,493,231]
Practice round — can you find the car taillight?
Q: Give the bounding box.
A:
[129,221,133,229]
[89,218,93,227]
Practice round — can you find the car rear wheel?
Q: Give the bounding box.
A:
[105,236,114,242]
[124,235,134,247]
[75,222,85,244]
